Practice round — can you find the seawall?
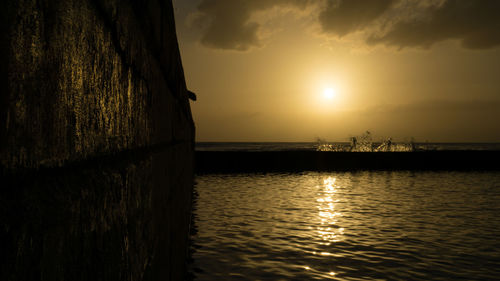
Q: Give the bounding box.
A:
[196,151,500,173]
[1,0,194,280]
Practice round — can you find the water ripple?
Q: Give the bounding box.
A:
[189,172,500,280]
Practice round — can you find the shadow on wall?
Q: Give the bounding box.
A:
[1,0,195,280]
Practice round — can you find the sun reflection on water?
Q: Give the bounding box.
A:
[316,176,345,245]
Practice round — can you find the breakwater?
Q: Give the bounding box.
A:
[196,151,500,173]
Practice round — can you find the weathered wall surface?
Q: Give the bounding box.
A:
[0,0,194,280]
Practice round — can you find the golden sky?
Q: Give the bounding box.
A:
[173,0,500,142]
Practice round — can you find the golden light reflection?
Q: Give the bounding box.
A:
[301,265,337,280]
[316,176,344,244]
[323,177,336,189]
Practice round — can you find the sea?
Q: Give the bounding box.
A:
[188,143,500,280]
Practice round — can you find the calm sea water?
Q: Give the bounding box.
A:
[196,142,500,152]
[189,172,500,280]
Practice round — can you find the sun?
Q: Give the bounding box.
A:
[323,87,336,100]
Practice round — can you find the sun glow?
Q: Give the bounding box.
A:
[323,87,336,100]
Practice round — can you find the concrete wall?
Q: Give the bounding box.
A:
[0,0,194,280]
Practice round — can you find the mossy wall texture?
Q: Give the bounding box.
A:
[0,0,194,280]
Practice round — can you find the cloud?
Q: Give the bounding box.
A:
[367,0,500,49]
[193,0,309,51]
[191,0,500,51]
[319,0,396,37]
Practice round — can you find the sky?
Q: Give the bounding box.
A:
[172,0,500,142]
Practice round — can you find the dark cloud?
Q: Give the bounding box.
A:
[194,0,308,51]
[319,0,396,37]
[192,0,500,51]
[367,0,500,49]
